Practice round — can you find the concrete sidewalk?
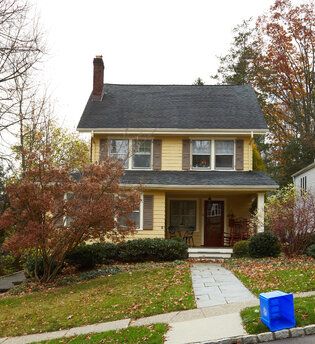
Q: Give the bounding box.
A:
[0,300,259,344]
[1,291,314,344]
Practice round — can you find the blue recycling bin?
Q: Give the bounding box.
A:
[259,290,296,332]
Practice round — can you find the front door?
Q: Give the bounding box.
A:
[204,200,224,247]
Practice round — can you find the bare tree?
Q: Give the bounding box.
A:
[0,0,44,139]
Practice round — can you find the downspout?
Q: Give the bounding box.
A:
[90,130,94,162]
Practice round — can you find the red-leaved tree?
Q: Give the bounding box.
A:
[0,148,140,282]
[265,185,315,256]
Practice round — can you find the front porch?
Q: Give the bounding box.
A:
[164,190,265,250]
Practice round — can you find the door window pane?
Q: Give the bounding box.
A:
[109,139,129,168]
[132,140,152,169]
[215,141,234,169]
[170,200,196,229]
[192,140,211,168]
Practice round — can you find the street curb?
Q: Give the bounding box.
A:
[199,324,315,344]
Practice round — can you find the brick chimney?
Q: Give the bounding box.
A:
[92,55,104,100]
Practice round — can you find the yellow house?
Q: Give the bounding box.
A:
[77,56,278,258]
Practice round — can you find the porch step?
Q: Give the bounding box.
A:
[188,247,233,259]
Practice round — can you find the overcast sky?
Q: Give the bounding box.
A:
[34,0,277,131]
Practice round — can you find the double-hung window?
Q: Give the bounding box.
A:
[170,200,196,229]
[192,140,211,169]
[215,140,234,170]
[109,139,129,168]
[118,208,141,229]
[132,140,152,169]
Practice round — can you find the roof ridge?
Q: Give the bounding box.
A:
[103,83,251,87]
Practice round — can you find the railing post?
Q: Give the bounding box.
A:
[257,192,265,233]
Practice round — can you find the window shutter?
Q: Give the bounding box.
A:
[182,139,190,170]
[143,195,154,230]
[99,139,108,162]
[235,139,244,170]
[153,139,162,170]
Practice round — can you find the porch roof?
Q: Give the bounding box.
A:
[120,170,278,190]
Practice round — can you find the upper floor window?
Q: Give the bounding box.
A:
[109,139,129,168]
[192,140,211,169]
[215,140,234,170]
[132,140,152,169]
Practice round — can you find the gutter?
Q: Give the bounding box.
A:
[120,184,278,191]
[77,128,269,136]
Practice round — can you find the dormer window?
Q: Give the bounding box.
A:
[215,140,234,170]
[132,140,152,169]
[109,139,129,168]
[192,140,211,169]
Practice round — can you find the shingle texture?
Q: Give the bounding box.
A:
[120,170,278,187]
[77,84,267,130]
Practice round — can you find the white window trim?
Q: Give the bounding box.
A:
[214,139,236,171]
[108,138,153,171]
[138,193,144,230]
[189,139,236,171]
[190,140,212,170]
[131,140,153,170]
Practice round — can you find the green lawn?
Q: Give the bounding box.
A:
[224,257,315,295]
[241,296,315,334]
[0,263,194,337]
[37,324,168,344]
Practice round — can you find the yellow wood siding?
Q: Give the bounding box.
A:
[91,134,253,171]
[161,137,182,170]
[243,137,253,171]
[126,191,166,240]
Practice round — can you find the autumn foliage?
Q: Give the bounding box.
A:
[0,148,140,282]
[265,185,315,256]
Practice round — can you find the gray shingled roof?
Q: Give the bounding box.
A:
[120,171,278,188]
[77,84,267,130]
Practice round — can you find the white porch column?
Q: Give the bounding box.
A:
[257,192,265,233]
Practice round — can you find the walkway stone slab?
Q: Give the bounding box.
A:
[1,319,130,344]
[191,263,256,308]
[130,312,179,326]
[165,312,246,344]
[66,319,130,336]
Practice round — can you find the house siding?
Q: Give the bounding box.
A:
[293,167,315,197]
[91,135,253,171]
[162,137,183,170]
[126,191,166,240]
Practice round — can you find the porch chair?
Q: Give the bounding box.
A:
[167,226,177,239]
[183,227,195,247]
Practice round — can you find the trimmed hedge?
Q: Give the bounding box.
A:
[118,238,188,262]
[248,231,281,258]
[306,244,315,259]
[233,240,249,258]
[66,238,188,270]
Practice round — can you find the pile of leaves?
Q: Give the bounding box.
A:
[224,256,315,295]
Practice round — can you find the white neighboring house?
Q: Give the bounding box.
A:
[292,160,315,196]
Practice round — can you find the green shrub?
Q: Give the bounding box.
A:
[24,255,57,279]
[66,239,188,269]
[248,232,281,258]
[65,245,98,270]
[118,238,188,262]
[66,243,119,270]
[306,244,315,259]
[90,243,118,264]
[0,253,18,276]
[233,240,249,258]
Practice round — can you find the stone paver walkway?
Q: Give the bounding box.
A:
[191,263,256,308]
[0,271,25,293]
